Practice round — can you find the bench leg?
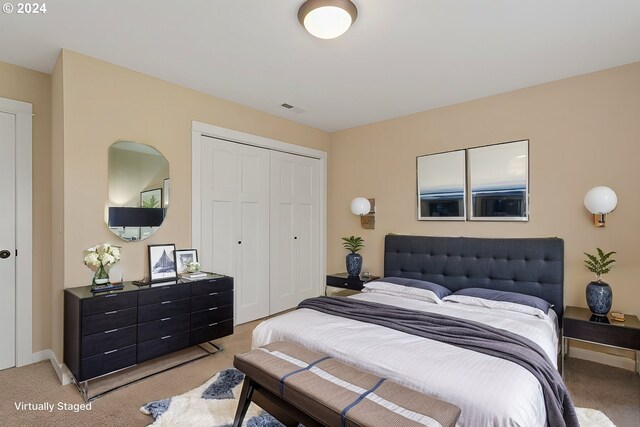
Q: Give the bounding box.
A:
[232,378,255,427]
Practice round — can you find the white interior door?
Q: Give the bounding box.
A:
[201,137,270,324]
[270,151,320,313]
[0,111,16,370]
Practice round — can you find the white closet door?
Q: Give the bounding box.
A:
[201,137,270,324]
[270,151,320,314]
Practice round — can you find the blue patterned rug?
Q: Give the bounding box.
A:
[141,368,283,426]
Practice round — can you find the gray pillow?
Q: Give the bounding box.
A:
[374,277,452,300]
[451,288,553,312]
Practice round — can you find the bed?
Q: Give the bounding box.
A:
[253,235,566,427]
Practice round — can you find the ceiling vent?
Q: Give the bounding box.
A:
[280,103,306,114]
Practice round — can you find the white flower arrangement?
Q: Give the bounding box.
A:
[185,261,201,273]
[84,243,121,272]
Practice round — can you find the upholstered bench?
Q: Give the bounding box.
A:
[232,341,461,427]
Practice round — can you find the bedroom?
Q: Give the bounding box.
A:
[0,1,639,426]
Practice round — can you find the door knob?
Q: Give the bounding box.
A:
[0,250,11,259]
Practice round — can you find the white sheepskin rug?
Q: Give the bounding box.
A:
[142,368,616,427]
[575,407,616,427]
[140,368,283,427]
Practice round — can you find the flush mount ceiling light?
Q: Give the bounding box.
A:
[298,0,358,40]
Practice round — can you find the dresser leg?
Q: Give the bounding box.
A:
[636,351,639,375]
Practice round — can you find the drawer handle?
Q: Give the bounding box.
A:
[104,349,118,355]
[208,307,219,311]
[161,335,172,340]
[161,286,171,290]
[161,301,172,305]
[160,317,171,322]
[209,292,218,296]
[105,310,118,315]
[208,322,219,327]
[104,329,118,334]
[104,294,118,298]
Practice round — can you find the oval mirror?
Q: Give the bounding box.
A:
[107,141,169,241]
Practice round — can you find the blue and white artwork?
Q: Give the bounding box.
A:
[468,140,529,221]
[417,150,466,220]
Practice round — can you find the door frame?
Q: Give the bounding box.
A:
[0,97,33,367]
[191,121,327,298]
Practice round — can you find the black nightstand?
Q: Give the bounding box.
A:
[562,306,640,375]
[325,273,380,295]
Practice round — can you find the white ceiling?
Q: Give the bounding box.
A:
[1,0,640,132]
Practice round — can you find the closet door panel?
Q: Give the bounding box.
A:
[293,158,320,300]
[201,140,237,277]
[235,146,270,324]
[201,137,269,325]
[270,152,320,313]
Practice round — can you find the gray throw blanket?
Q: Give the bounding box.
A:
[298,296,578,427]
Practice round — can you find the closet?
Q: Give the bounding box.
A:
[198,135,321,324]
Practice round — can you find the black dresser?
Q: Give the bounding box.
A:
[64,273,234,383]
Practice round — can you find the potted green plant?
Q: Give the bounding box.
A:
[342,236,364,277]
[584,248,616,316]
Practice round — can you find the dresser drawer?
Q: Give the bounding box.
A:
[82,307,137,336]
[191,305,234,329]
[138,314,190,343]
[190,319,234,345]
[138,298,190,323]
[137,331,189,363]
[81,344,136,381]
[190,277,233,296]
[190,290,233,312]
[138,284,190,306]
[82,291,137,316]
[82,325,137,358]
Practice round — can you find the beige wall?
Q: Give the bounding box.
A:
[54,50,331,361]
[0,61,52,353]
[329,62,640,321]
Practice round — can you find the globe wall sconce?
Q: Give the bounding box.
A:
[584,186,617,227]
[351,197,375,229]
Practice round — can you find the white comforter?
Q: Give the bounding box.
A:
[252,293,559,427]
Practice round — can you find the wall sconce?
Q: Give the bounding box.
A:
[584,186,617,227]
[351,197,375,229]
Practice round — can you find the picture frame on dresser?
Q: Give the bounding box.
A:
[175,248,198,274]
[148,243,177,282]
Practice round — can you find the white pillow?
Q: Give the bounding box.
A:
[363,281,444,304]
[442,294,548,318]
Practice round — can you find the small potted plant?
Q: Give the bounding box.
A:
[342,236,364,277]
[584,248,616,316]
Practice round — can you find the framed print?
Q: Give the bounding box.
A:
[417,149,466,220]
[468,140,529,221]
[140,188,162,208]
[148,243,177,282]
[175,248,198,274]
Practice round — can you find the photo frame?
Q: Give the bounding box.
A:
[140,188,162,208]
[468,140,529,221]
[148,243,177,282]
[174,248,198,274]
[417,149,466,220]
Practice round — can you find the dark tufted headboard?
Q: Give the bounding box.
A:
[384,235,564,322]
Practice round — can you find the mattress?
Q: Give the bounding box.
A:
[252,293,559,427]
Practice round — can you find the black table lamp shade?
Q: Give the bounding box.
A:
[108,207,165,227]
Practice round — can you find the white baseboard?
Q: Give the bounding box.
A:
[568,347,636,372]
[32,349,72,385]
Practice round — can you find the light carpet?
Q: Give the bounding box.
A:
[141,368,616,427]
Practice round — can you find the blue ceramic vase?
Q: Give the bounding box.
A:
[346,253,363,277]
[586,280,612,316]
